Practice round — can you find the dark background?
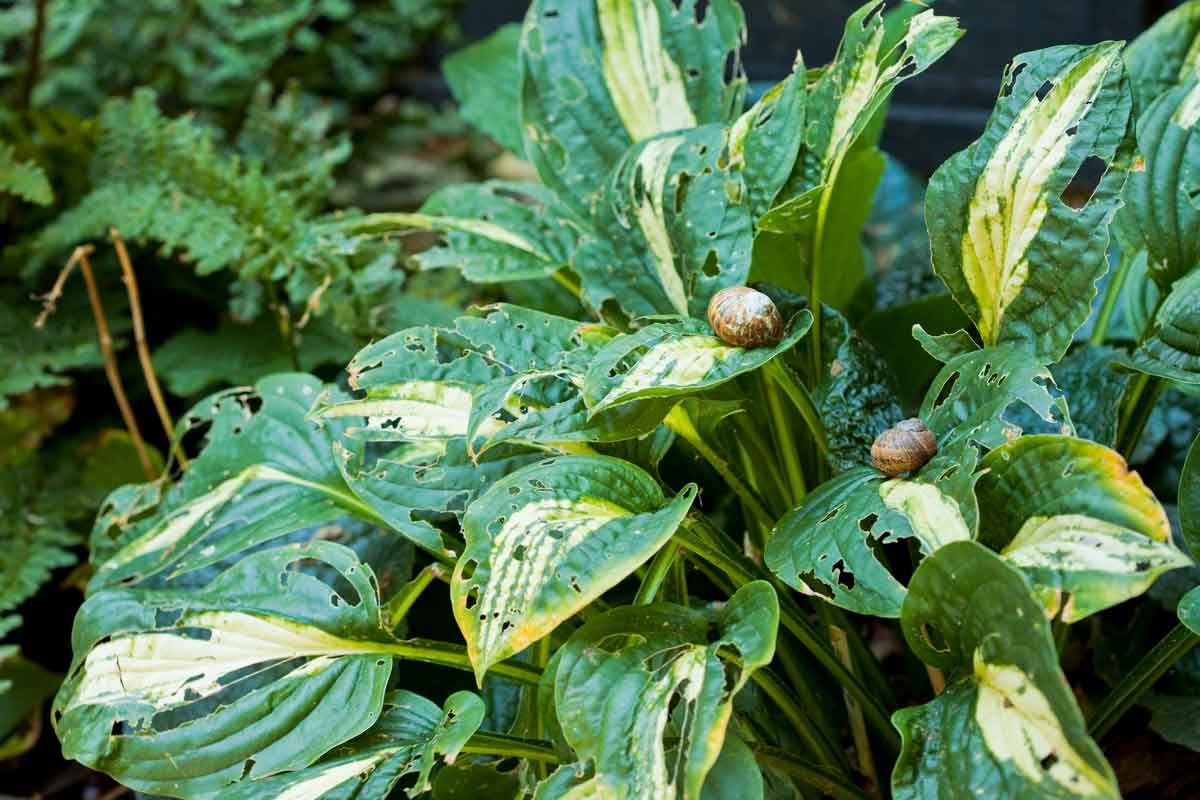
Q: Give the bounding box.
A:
[435,0,1188,174]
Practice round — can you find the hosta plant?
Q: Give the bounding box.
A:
[51,1,1200,798]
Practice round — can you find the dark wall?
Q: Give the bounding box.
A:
[446,0,1185,174]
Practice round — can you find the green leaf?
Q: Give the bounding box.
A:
[1183,435,1200,559]
[89,374,383,589]
[541,582,777,800]
[893,541,1119,800]
[574,125,755,318]
[976,435,1182,621]
[1123,0,1200,111]
[1130,269,1200,384]
[518,0,746,211]
[911,325,979,364]
[452,454,696,682]
[54,542,396,798]
[726,60,807,219]
[1112,74,1200,288]
[0,142,52,205]
[919,346,1074,451]
[700,732,764,800]
[413,181,585,283]
[583,313,812,416]
[1053,345,1130,446]
[221,690,485,799]
[1180,585,1200,636]
[0,455,81,615]
[926,44,1136,362]
[859,296,973,407]
[444,23,524,154]
[0,645,59,757]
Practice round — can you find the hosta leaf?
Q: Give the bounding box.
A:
[911,325,979,364]
[223,690,484,799]
[412,182,584,283]
[54,542,396,798]
[452,455,695,682]
[726,60,806,219]
[919,346,1074,451]
[583,313,812,415]
[88,374,393,589]
[976,435,1181,621]
[893,542,1119,800]
[1112,74,1200,288]
[765,452,977,618]
[1052,345,1129,446]
[444,24,524,155]
[1130,269,1200,384]
[1180,585,1200,636]
[1183,435,1200,558]
[541,582,777,800]
[574,125,755,318]
[518,0,746,211]
[1123,0,1200,110]
[927,43,1135,362]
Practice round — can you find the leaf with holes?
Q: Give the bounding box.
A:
[452,455,696,683]
[1113,74,1200,288]
[538,581,777,800]
[89,374,382,591]
[574,125,756,318]
[582,313,812,416]
[976,435,1186,621]
[893,542,1119,800]
[1130,269,1200,385]
[54,542,398,798]
[221,690,484,799]
[518,0,746,213]
[926,43,1135,362]
[726,58,807,219]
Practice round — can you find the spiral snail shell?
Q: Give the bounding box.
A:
[871,418,938,477]
[707,286,784,348]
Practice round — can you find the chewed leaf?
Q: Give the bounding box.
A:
[225,690,484,799]
[1130,269,1200,385]
[54,543,396,797]
[725,60,806,218]
[519,0,745,211]
[452,455,695,683]
[926,44,1135,362]
[575,126,756,318]
[919,346,1073,451]
[89,374,367,590]
[765,448,976,618]
[976,435,1171,548]
[413,182,585,283]
[543,582,777,800]
[583,313,812,416]
[1000,514,1190,622]
[893,542,1119,800]
[1113,75,1200,288]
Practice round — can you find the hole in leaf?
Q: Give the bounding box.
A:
[460,559,478,581]
[858,513,878,533]
[1061,155,1107,209]
[1041,753,1059,770]
[1035,80,1054,102]
[919,622,950,653]
[701,250,720,277]
[831,559,855,590]
[931,370,960,409]
[1001,62,1027,97]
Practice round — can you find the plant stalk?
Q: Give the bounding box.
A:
[766,359,830,456]
[635,539,680,605]
[377,638,542,686]
[1089,253,1134,346]
[1088,623,1198,740]
[21,0,48,109]
[751,745,872,800]
[1117,374,1167,460]
[743,663,847,770]
[383,564,443,631]
[762,371,808,504]
[462,732,560,763]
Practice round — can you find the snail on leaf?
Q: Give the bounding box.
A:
[871,418,938,477]
[707,286,784,348]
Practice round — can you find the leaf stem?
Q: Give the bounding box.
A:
[21,0,48,109]
[751,745,871,800]
[822,607,879,795]
[1116,374,1167,460]
[1088,623,1198,740]
[376,638,542,686]
[762,371,808,503]
[635,539,680,605]
[664,406,775,529]
[551,268,582,299]
[1089,253,1134,346]
[743,663,847,770]
[382,564,443,630]
[766,359,830,456]
[462,732,560,763]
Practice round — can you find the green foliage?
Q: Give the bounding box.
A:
[0,142,51,205]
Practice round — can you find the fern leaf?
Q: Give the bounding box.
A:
[0,144,52,206]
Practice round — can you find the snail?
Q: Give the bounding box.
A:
[707,286,784,348]
[871,418,938,477]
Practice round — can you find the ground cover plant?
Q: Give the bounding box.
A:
[6,0,1200,797]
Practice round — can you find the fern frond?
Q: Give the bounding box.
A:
[0,461,78,615]
[0,144,52,206]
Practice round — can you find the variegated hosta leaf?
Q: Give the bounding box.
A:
[893,542,1119,800]
[919,346,1074,451]
[539,582,778,800]
[452,455,696,682]
[725,59,806,219]
[1130,269,1200,385]
[518,0,746,211]
[975,434,1183,621]
[1123,0,1200,110]
[765,451,977,618]
[582,314,812,416]
[223,690,484,799]
[412,181,586,283]
[54,543,397,798]
[89,374,374,591]
[1113,74,1200,288]
[574,125,755,318]
[927,43,1135,362]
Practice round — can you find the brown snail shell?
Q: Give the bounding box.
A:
[871,418,938,477]
[707,287,784,348]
